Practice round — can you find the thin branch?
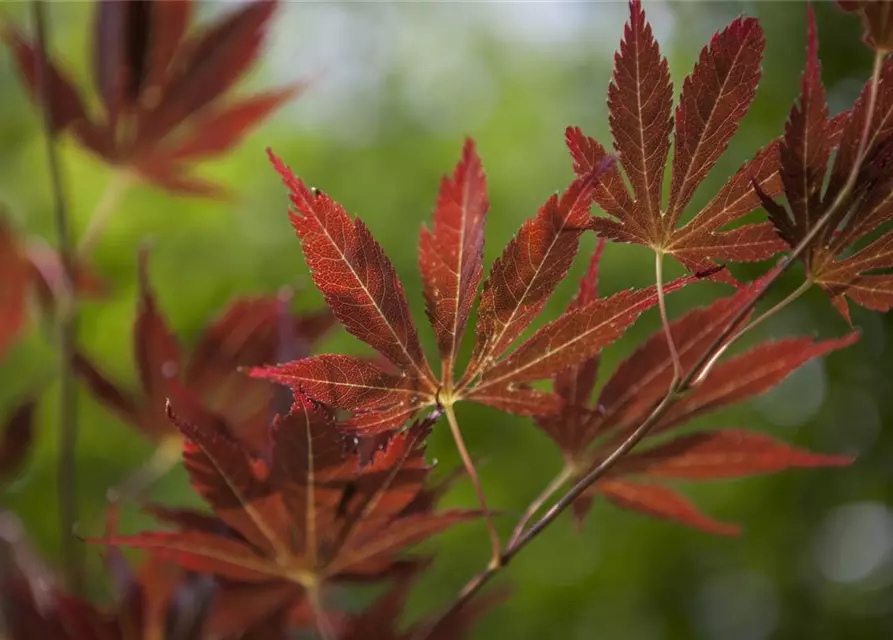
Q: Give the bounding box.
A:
[654,251,682,382]
[445,403,501,567]
[693,277,813,386]
[508,465,572,548]
[420,48,888,640]
[31,0,81,591]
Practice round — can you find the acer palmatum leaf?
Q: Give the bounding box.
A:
[74,247,334,499]
[529,264,857,535]
[0,218,30,362]
[569,1,785,278]
[419,138,489,373]
[759,8,893,323]
[2,0,301,198]
[258,143,698,430]
[595,480,741,536]
[97,397,475,612]
[0,216,105,360]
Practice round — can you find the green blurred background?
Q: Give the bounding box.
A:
[2,1,892,638]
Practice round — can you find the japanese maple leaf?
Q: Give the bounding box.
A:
[2,0,301,198]
[533,247,857,535]
[0,217,104,361]
[0,218,30,362]
[0,508,222,640]
[758,7,893,323]
[567,1,786,279]
[252,139,700,438]
[99,397,476,617]
[74,248,334,491]
[838,0,893,52]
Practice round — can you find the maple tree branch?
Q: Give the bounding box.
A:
[423,51,888,637]
[444,403,501,566]
[508,464,572,548]
[76,169,135,258]
[694,276,813,386]
[654,251,682,382]
[30,0,82,591]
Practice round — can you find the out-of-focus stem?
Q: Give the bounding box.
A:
[30,0,81,591]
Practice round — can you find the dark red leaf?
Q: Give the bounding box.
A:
[463,172,598,384]
[612,429,854,480]
[608,0,673,227]
[134,0,279,150]
[595,479,741,536]
[0,219,30,361]
[419,138,489,365]
[570,2,784,276]
[269,150,436,390]
[1,23,88,132]
[169,83,307,162]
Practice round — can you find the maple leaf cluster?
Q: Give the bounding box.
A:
[1,1,892,639]
[3,0,300,198]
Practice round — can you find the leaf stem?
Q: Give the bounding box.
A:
[693,277,813,387]
[508,464,572,548]
[307,582,336,640]
[76,169,134,258]
[654,251,682,382]
[31,0,81,591]
[420,48,888,640]
[444,403,501,567]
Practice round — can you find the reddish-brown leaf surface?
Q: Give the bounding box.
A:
[569,1,785,277]
[2,0,300,198]
[532,258,856,535]
[74,248,335,456]
[0,219,30,362]
[0,506,296,640]
[760,8,893,322]
[419,139,489,369]
[257,142,692,433]
[99,399,476,604]
[0,218,106,361]
[761,10,893,320]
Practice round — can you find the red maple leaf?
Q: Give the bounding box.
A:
[0,218,31,362]
[2,0,301,198]
[74,247,334,494]
[98,398,476,619]
[567,0,786,279]
[252,139,701,436]
[758,7,893,323]
[533,246,856,535]
[0,216,105,361]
